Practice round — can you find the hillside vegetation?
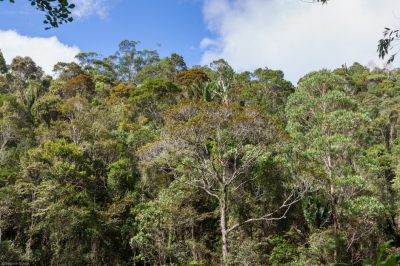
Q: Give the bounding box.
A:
[1,43,400,265]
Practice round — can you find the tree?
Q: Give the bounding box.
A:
[241,67,294,117]
[63,73,94,99]
[0,50,7,74]
[0,115,18,164]
[31,93,62,127]
[209,59,235,83]
[136,58,173,83]
[126,78,181,127]
[1,0,75,29]
[135,53,187,83]
[58,96,92,145]
[116,40,160,83]
[109,83,135,102]
[175,68,209,87]
[137,101,309,265]
[170,53,187,73]
[286,70,383,262]
[52,62,84,82]
[11,56,39,84]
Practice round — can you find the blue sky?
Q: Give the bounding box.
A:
[1,0,400,84]
[0,0,210,68]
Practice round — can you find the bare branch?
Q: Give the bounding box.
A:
[226,187,307,234]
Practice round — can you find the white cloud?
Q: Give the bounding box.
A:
[200,0,400,84]
[200,37,218,49]
[0,30,80,75]
[71,0,110,19]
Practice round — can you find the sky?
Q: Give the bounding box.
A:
[0,0,400,84]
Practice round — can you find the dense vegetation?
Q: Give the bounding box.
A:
[1,41,400,265]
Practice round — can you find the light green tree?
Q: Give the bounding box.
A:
[116,40,160,83]
[286,70,384,262]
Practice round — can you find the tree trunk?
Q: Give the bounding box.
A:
[0,213,2,244]
[220,191,228,265]
[330,183,339,262]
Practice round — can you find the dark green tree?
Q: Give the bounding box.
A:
[0,50,7,74]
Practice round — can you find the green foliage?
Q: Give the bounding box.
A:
[138,100,295,264]
[209,58,235,83]
[301,191,330,231]
[241,67,294,116]
[0,241,24,261]
[136,54,186,83]
[2,47,400,265]
[116,39,160,83]
[286,69,384,263]
[107,158,136,195]
[1,0,75,29]
[0,49,7,74]
[378,28,400,64]
[269,236,298,266]
[30,93,61,126]
[331,241,400,266]
[127,78,181,126]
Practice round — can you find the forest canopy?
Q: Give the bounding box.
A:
[1,39,400,265]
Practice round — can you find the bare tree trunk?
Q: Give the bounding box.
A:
[389,110,398,151]
[220,190,228,265]
[330,183,339,262]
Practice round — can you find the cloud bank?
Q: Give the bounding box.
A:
[0,30,80,75]
[200,0,400,83]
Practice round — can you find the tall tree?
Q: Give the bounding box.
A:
[0,50,7,74]
[138,101,308,265]
[11,56,39,84]
[126,78,180,127]
[116,40,160,83]
[241,67,293,117]
[209,59,235,83]
[286,70,383,262]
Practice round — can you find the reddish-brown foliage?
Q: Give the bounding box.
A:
[109,83,136,102]
[175,68,209,87]
[63,74,94,98]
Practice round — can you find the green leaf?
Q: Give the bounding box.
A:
[380,255,396,266]
[362,259,373,266]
